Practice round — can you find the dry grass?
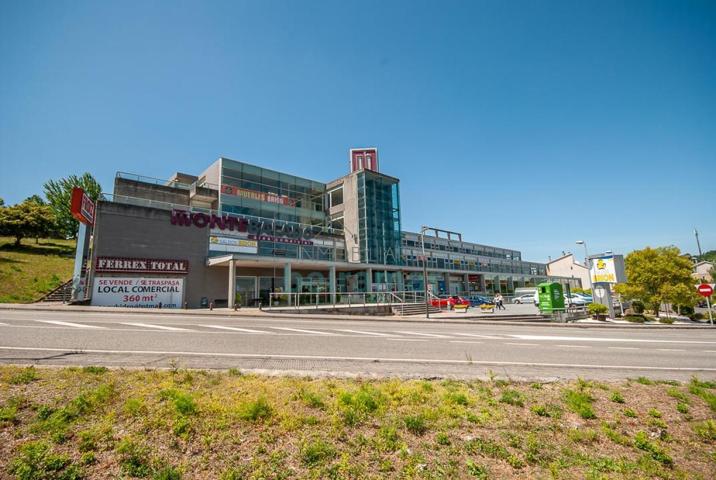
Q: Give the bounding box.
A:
[0,236,76,303]
[0,367,715,479]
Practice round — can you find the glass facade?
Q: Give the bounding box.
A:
[357,171,401,265]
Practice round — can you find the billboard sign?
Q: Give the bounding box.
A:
[589,255,624,284]
[70,187,95,225]
[209,235,258,254]
[220,185,297,207]
[91,277,184,308]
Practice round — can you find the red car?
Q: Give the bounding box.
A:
[431,295,470,309]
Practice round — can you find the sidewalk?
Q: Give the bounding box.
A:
[0,302,713,328]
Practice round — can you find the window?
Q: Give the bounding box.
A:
[328,187,343,207]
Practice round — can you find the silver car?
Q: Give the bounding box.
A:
[512,293,536,304]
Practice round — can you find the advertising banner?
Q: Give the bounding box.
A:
[91,277,184,308]
[590,256,618,284]
[209,235,258,254]
[95,257,189,274]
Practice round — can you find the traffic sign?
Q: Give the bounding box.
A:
[697,283,714,298]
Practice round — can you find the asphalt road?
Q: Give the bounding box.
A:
[1,309,715,381]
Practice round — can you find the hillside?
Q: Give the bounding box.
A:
[0,236,76,303]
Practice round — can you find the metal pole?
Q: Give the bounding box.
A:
[694,228,703,260]
[421,226,430,319]
[707,295,714,326]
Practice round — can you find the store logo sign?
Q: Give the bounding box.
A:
[170,209,318,243]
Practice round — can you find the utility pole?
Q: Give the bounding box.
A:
[694,228,703,261]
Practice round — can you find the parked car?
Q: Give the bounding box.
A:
[467,295,493,306]
[512,293,536,304]
[431,295,470,309]
[564,294,587,306]
[573,293,593,303]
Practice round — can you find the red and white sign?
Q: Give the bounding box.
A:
[697,283,714,297]
[95,257,189,274]
[350,148,379,173]
[70,187,95,225]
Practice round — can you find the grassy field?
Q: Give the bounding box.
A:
[1,367,715,479]
[0,236,76,303]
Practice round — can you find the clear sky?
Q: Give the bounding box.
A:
[1,0,714,262]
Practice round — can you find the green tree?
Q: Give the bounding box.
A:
[43,173,103,238]
[614,246,695,317]
[0,199,55,246]
[661,283,698,315]
[0,197,4,206]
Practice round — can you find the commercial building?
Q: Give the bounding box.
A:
[84,150,580,308]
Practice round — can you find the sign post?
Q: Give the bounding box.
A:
[696,283,714,325]
[69,187,96,302]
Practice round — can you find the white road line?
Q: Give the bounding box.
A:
[452,333,504,339]
[37,320,106,330]
[120,322,195,332]
[395,331,451,338]
[657,349,685,352]
[556,344,590,349]
[387,338,427,342]
[335,329,396,337]
[504,342,539,347]
[450,340,484,345]
[704,350,716,354]
[2,346,716,371]
[270,327,336,336]
[608,347,640,351]
[511,334,716,345]
[201,325,273,334]
[0,322,8,326]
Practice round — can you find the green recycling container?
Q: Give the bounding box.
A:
[537,282,565,312]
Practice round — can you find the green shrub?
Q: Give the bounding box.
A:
[153,466,182,480]
[338,385,384,425]
[82,366,108,375]
[10,367,38,385]
[436,432,450,445]
[633,431,672,466]
[238,397,272,422]
[298,389,325,409]
[499,389,525,407]
[634,377,654,385]
[676,402,689,414]
[9,441,82,480]
[587,303,608,315]
[624,315,646,323]
[0,404,18,424]
[610,391,625,403]
[564,389,596,419]
[159,389,197,416]
[300,439,336,466]
[693,419,716,441]
[658,317,674,324]
[631,300,645,314]
[648,408,662,418]
[404,414,428,435]
[124,397,146,417]
[568,428,598,444]
[465,459,489,478]
[530,403,562,418]
[117,437,152,477]
[623,408,637,418]
[445,391,469,406]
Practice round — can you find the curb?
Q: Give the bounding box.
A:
[0,304,713,329]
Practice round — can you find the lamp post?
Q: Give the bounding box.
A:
[576,240,591,289]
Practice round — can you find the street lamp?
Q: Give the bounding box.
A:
[576,240,591,290]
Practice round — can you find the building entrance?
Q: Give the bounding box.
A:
[235,276,257,306]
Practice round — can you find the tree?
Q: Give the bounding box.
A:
[0,198,55,246]
[614,246,695,317]
[0,197,4,206]
[43,173,103,238]
[661,284,698,315]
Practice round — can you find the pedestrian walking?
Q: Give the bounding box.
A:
[495,293,505,310]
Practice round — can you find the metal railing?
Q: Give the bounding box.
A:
[267,290,428,310]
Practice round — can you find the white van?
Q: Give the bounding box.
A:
[514,287,537,297]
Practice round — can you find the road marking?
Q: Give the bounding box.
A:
[335,329,396,337]
[450,340,484,345]
[452,333,504,339]
[511,334,716,345]
[504,342,539,347]
[2,346,716,372]
[555,344,590,349]
[270,327,336,336]
[201,325,273,334]
[704,350,716,354]
[0,322,8,326]
[37,320,106,329]
[657,349,685,352]
[120,322,195,332]
[608,347,640,351]
[395,331,450,338]
[387,338,427,342]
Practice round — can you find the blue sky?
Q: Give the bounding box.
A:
[1,0,714,262]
